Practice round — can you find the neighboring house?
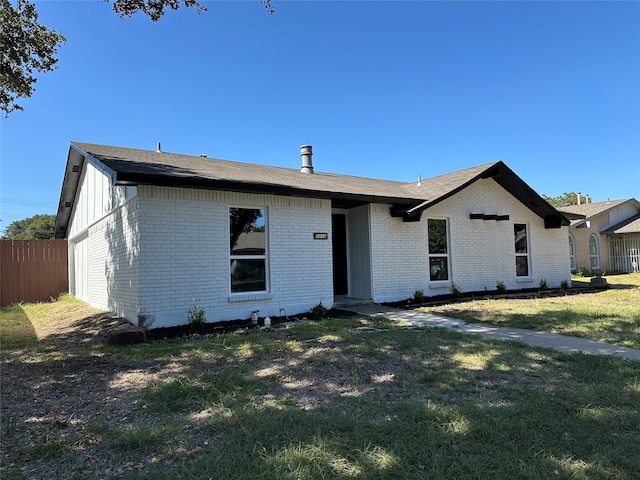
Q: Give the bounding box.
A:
[55,142,571,328]
[558,199,640,274]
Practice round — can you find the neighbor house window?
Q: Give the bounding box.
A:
[589,234,600,270]
[230,207,267,293]
[514,223,530,277]
[569,235,576,272]
[428,218,449,281]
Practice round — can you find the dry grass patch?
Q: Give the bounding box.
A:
[419,273,640,349]
[2,295,639,480]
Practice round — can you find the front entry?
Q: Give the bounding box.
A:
[332,214,348,295]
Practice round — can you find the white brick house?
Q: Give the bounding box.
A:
[55,143,571,328]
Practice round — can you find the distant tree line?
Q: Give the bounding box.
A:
[1,213,55,239]
[542,192,591,208]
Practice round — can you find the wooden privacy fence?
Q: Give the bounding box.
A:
[1,240,68,307]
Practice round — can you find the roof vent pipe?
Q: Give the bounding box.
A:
[156,142,162,153]
[300,145,314,174]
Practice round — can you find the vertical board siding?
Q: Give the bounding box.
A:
[1,240,69,306]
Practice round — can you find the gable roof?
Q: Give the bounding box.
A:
[601,213,640,235]
[557,198,638,218]
[557,198,640,230]
[55,142,569,238]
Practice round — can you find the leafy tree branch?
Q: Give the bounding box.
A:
[1,0,274,117]
[0,0,66,116]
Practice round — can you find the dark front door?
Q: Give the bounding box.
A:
[332,214,348,295]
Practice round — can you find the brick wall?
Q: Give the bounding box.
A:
[137,186,333,328]
[370,178,571,302]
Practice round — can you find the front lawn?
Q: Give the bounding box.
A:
[1,297,639,479]
[419,273,640,349]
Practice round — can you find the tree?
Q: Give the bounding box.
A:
[110,0,207,22]
[1,0,66,116]
[110,0,274,20]
[542,192,591,208]
[1,213,56,239]
[1,0,274,117]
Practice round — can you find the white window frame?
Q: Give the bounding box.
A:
[569,235,576,272]
[427,217,451,284]
[589,234,600,270]
[229,206,269,295]
[514,223,531,278]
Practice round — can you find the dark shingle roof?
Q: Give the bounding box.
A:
[55,142,569,238]
[69,142,494,205]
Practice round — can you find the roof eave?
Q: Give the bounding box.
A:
[114,172,420,206]
[54,145,86,239]
[54,144,118,239]
[390,161,570,228]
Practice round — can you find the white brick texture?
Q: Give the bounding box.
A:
[370,178,571,302]
[70,173,570,327]
[137,186,333,327]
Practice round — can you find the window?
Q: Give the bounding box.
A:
[514,223,530,277]
[569,235,576,271]
[428,218,449,281]
[229,207,267,293]
[589,234,600,269]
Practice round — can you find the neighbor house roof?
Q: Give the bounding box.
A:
[556,199,636,218]
[601,213,640,235]
[557,198,640,230]
[55,142,569,238]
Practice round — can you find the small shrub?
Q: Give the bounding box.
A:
[449,282,462,298]
[560,279,570,290]
[187,297,206,330]
[413,289,425,304]
[578,267,593,277]
[496,281,506,294]
[310,301,327,318]
[539,278,548,291]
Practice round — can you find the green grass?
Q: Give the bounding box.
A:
[2,295,640,479]
[120,323,639,480]
[0,294,101,351]
[419,273,640,349]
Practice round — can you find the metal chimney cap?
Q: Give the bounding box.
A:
[300,144,314,174]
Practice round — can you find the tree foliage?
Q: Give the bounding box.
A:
[1,0,273,117]
[1,213,56,239]
[109,0,274,20]
[542,192,591,208]
[109,0,207,22]
[0,0,66,116]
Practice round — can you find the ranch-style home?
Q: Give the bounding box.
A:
[55,142,571,328]
[558,198,640,274]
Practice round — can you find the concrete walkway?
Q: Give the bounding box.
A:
[340,304,640,362]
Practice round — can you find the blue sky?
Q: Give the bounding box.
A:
[1,0,639,229]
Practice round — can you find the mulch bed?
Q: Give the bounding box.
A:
[146,308,358,340]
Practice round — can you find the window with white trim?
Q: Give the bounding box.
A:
[589,234,600,269]
[428,218,449,281]
[569,235,576,271]
[514,223,530,277]
[229,207,267,293]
